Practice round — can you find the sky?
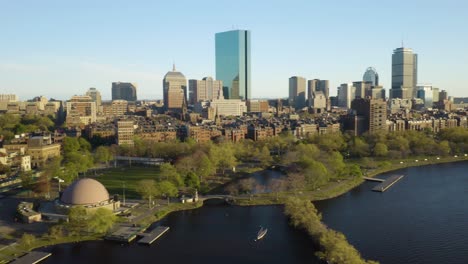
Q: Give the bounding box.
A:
[1,0,467,100]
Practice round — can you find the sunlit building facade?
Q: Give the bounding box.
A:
[215,30,251,100]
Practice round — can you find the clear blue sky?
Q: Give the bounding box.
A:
[1,0,467,100]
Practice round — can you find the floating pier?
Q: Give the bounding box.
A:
[363,177,385,182]
[105,226,142,243]
[372,175,404,192]
[10,251,51,264]
[138,226,170,245]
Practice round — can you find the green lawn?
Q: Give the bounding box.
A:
[91,166,160,198]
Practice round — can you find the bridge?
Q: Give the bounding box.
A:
[199,195,235,202]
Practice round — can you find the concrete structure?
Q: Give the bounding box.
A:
[389,98,412,113]
[27,136,61,168]
[57,178,120,213]
[112,82,137,102]
[367,85,386,100]
[188,77,222,105]
[353,81,372,99]
[163,65,187,111]
[247,100,269,113]
[215,30,251,100]
[289,76,306,110]
[86,88,102,113]
[117,120,135,146]
[65,95,97,126]
[309,91,327,112]
[416,85,434,108]
[308,79,330,109]
[205,98,247,118]
[363,67,379,86]
[351,98,387,134]
[102,100,128,117]
[391,47,418,99]
[0,94,18,102]
[337,83,356,108]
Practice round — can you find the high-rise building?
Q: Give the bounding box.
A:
[289,76,306,110]
[112,82,137,102]
[351,98,387,134]
[391,47,418,99]
[307,79,330,109]
[117,120,134,146]
[337,83,356,108]
[363,67,379,86]
[367,85,386,100]
[188,77,223,105]
[86,88,102,113]
[215,30,251,100]
[353,81,373,99]
[65,95,97,126]
[163,65,187,111]
[416,85,434,108]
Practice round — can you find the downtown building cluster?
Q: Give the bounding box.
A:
[1,31,468,159]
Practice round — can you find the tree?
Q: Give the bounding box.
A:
[158,180,178,204]
[19,171,34,196]
[95,146,112,166]
[159,163,183,187]
[268,178,286,200]
[67,206,88,235]
[239,178,256,199]
[373,142,388,157]
[287,172,306,192]
[19,233,36,250]
[63,137,80,155]
[48,225,64,240]
[225,183,239,196]
[258,146,273,167]
[137,179,159,208]
[88,208,116,233]
[196,154,215,182]
[184,172,200,189]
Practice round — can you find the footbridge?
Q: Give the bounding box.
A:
[199,195,235,202]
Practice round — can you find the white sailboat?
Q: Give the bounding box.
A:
[255,226,268,241]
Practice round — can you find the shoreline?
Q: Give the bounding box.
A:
[2,156,467,262]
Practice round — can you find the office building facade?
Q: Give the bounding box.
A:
[391,47,418,99]
[163,65,187,111]
[112,82,137,101]
[215,30,251,100]
[289,76,306,110]
[188,77,223,105]
[363,67,379,86]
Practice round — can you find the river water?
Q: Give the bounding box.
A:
[315,161,468,264]
[41,162,468,264]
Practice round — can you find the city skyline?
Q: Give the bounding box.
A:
[1,1,467,100]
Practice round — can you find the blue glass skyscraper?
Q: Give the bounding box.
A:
[215,30,251,100]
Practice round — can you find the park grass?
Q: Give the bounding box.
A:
[153,201,203,221]
[91,166,160,198]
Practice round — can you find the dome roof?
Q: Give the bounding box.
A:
[163,64,186,80]
[61,178,110,205]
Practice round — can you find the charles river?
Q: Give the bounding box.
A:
[42,161,468,264]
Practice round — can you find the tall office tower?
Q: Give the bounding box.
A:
[338,83,356,109]
[307,79,330,108]
[353,81,373,99]
[351,98,387,134]
[163,65,187,111]
[86,87,102,112]
[390,47,418,99]
[368,85,386,100]
[188,77,223,105]
[215,30,251,100]
[289,76,306,110]
[363,67,379,86]
[432,87,440,103]
[416,85,434,108]
[439,90,448,102]
[112,82,137,101]
[117,120,135,147]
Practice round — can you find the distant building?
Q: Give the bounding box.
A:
[188,77,223,105]
[27,136,61,168]
[363,67,379,86]
[247,100,269,113]
[65,95,97,126]
[163,65,187,111]
[353,81,373,99]
[102,100,128,117]
[416,85,434,108]
[289,76,306,110]
[0,94,18,102]
[309,91,327,113]
[337,83,356,108]
[117,120,134,146]
[390,47,418,99]
[86,88,102,113]
[367,85,386,100]
[351,98,387,135]
[308,79,330,110]
[112,82,137,102]
[215,30,251,100]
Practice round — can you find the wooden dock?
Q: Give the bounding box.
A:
[372,175,404,192]
[138,226,170,245]
[363,177,385,182]
[10,251,51,264]
[105,226,142,243]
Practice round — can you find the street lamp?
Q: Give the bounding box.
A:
[53,177,64,193]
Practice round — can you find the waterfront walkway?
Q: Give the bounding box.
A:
[9,251,51,264]
[372,175,405,192]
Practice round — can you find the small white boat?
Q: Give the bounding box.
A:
[255,227,268,241]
